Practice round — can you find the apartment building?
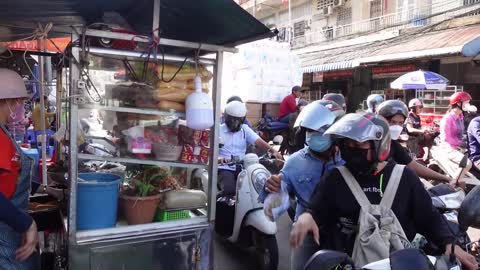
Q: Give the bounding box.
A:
[236,0,480,111]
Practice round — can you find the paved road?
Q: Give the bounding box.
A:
[214,214,293,270]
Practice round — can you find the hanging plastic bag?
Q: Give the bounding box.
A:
[263,182,290,222]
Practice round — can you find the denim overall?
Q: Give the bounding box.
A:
[0,125,39,269]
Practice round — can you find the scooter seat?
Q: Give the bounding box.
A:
[265,121,289,131]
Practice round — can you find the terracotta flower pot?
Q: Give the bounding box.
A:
[120,193,161,225]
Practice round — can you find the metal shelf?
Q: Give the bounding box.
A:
[86,47,216,66]
[80,104,185,117]
[76,216,209,244]
[77,154,207,170]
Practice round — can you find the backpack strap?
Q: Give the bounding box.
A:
[380,164,405,209]
[337,166,372,209]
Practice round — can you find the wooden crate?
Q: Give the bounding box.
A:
[262,102,281,119]
[246,102,262,126]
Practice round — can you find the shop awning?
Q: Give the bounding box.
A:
[302,60,353,73]
[354,24,480,65]
[0,0,273,50]
[297,45,369,73]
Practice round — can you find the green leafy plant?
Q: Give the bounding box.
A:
[123,165,168,197]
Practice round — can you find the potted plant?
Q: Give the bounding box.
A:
[119,165,168,225]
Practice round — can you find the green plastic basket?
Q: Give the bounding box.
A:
[154,209,191,222]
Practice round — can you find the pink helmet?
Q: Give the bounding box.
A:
[408,98,423,109]
[0,69,29,100]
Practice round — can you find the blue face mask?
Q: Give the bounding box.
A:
[305,131,332,153]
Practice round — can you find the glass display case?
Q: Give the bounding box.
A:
[416,85,462,114]
[65,29,228,270]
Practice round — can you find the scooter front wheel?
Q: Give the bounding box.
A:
[254,231,279,270]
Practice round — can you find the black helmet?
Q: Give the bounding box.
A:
[322,93,346,110]
[366,94,384,112]
[325,112,391,162]
[303,250,354,270]
[377,100,408,119]
[316,100,345,121]
[226,95,243,104]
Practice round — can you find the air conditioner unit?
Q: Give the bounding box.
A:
[305,19,312,29]
[333,0,344,7]
[322,6,333,15]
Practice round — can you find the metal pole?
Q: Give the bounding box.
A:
[153,0,160,40]
[37,39,48,190]
[208,52,223,222]
[253,0,256,17]
[55,68,63,161]
[68,32,80,248]
[288,0,292,43]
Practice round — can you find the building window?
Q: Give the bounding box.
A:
[370,0,382,18]
[464,0,480,4]
[294,21,306,37]
[337,7,352,25]
[314,0,334,11]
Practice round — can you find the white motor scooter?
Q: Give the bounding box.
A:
[190,153,278,270]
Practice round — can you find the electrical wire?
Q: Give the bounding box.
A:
[159,46,188,83]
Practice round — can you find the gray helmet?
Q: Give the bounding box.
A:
[322,93,346,110]
[316,100,345,121]
[366,94,384,112]
[294,101,336,132]
[325,112,391,162]
[377,100,408,119]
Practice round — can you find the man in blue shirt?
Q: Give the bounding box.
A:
[265,100,345,270]
[467,116,480,171]
[218,101,282,196]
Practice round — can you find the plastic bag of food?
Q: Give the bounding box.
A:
[263,182,290,222]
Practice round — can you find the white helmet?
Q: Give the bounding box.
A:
[0,68,29,100]
[225,101,246,118]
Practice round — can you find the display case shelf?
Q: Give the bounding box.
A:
[80,104,186,118]
[77,154,207,170]
[76,216,209,244]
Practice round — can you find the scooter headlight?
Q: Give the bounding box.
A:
[252,169,270,194]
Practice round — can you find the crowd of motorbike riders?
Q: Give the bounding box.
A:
[219,86,480,270]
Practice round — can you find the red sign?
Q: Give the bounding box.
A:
[372,64,416,75]
[324,69,353,79]
[0,37,71,53]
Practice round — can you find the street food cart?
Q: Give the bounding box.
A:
[0,1,273,269]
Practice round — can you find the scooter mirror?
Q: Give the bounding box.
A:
[458,185,480,230]
[303,250,354,270]
[459,153,468,169]
[272,135,283,145]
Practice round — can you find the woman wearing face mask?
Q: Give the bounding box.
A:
[0,69,39,269]
[289,112,478,270]
[439,92,473,183]
[264,101,345,270]
[376,100,453,185]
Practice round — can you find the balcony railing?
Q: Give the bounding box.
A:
[298,0,480,47]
